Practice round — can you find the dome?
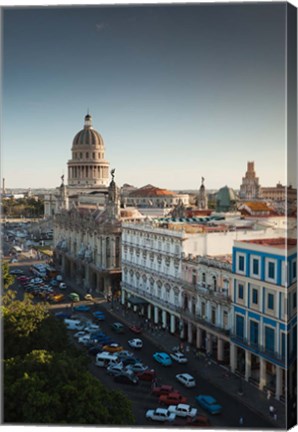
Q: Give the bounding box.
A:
[72,114,104,147]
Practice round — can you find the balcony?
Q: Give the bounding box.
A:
[183,282,231,304]
[231,334,286,365]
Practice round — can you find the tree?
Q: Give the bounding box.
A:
[1,262,15,290]
[4,350,135,425]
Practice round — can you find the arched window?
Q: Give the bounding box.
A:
[213,275,217,291]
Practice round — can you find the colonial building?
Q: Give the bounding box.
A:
[239,161,261,200]
[230,238,297,401]
[260,183,297,203]
[124,184,189,208]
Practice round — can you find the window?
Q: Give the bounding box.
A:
[252,258,259,276]
[252,288,258,305]
[293,260,297,280]
[293,292,297,309]
[86,152,89,159]
[238,283,244,299]
[265,327,275,353]
[267,293,274,310]
[238,255,245,272]
[192,272,197,286]
[268,262,275,279]
[92,152,95,159]
[202,273,206,284]
[250,321,259,346]
[236,315,244,339]
[213,276,217,291]
[281,333,285,358]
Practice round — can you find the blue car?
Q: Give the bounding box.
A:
[195,395,222,414]
[50,280,58,287]
[153,352,172,366]
[89,332,106,340]
[93,311,106,321]
[73,305,91,312]
[55,312,71,319]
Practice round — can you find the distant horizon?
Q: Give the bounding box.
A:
[3,3,295,189]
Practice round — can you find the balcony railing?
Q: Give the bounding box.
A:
[231,334,286,364]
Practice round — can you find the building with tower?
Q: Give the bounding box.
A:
[239,161,261,200]
[197,177,208,209]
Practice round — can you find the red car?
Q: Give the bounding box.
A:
[173,415,211,427]
[152,384,176,396]
[129,325,142,334]
[136,369,156,382]
[159,392,187,406]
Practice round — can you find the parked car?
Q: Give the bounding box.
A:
[73,305,91,312]
[69,292,80,302]
[74,331,87,339]
[153,352,172,366]
[136,369,156,382]
[159,392,187,406]
[51,294,64,303]
[145,408,176,423]
[103,343,123,353]
[195,395,222,414]
[106,363,124,376]
[128,338,143,349]
[59,282,67,290]
[125,363,148,373]
[10,269,24,275]
[55,311,71,319]
[122,357,140,367]
[93,311,106,321]
[176,373,196,388]
[168,404,197,418]
[170,351,188,364]
[84,324,101,333]
[78,335,92,345]
[152,385,176,396]
[173,415,211,427]
[116,350,134,361]
[50,279,58,287]
[129,325,142,334]
[84,294,93,301]
[114,371,139,385]
[111,322,124,334]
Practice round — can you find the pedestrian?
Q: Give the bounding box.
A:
[269,405,274,417]
[267,389,271,400]
[273,409,278,421]
[239,416,244,426]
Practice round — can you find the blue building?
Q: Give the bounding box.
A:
[230,238,297,401]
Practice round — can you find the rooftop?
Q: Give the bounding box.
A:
[241,237,297,250]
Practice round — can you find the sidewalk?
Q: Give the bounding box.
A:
[65,279,286,429]
[104,301,286,429]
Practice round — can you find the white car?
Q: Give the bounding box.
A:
[145,408,176,422]
[128,338,143,349]
[73,331,87,339]
[84,324,101,333]
[176,373,196,388]
[59,282,67,289]
[168,404,197,418]
[125,363,148,373]
[78,335,91,345]
[106,363,124,376]
[170,351,188,364]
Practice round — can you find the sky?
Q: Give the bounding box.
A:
[1,1,296,190]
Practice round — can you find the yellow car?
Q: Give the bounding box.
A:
[103,343,123,353]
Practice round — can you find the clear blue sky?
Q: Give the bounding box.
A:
[2,3,293,190]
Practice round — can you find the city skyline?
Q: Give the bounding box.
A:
[2,3,293,190]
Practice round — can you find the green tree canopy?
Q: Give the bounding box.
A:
[2,261,15,290]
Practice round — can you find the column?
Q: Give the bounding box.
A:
[196,327,203,349]
[179,320,185,339]
[187,322,193,344]
[206,333,212,354]
[121,289,125,305]
[162,310,167,329]
[147,304,152,320]
[170,314,176,334]
[217,338,224,362]
[245,350,251,381]
[275,366,282,400]
[259,357,266,391]
[154,306,159,324]
[230,343,236,373]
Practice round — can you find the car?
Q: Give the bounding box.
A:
[93,311,106,320]
[145,408,176,423]
[17,276,29,281]
[59,282,67,290]
[50,279,58,287]
[195,395,222,414]
[69,292,80,302]
[55,311,71,319]
[153,352,172,366]
[159,392,188,406]
[111,322,124,333]
[51,294,64,303]
[152,385,176,396]
[128,338,143,349]
[84,294,93,301]
[116,350,134,360]
[173,415,211,427]
[84,324,101,333]
[170,351,188,364]
[30,278,44,284]
[129,325,142,334]
[122,357,139,367]
[176,373,196,388]
[73,305,91,312]
[56,275,63,281]
[93,336,114,345]
[74,331,87,339]
[136,369,156,382]
[78,335,92,345]
[103,343,123,353]
[106,363,124,376]
[168,403,197,418]
[125,363,148,373]
[10,269,24,275]
[114,371,139,385]
[88,346,103,356]
[10,258,18,263]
